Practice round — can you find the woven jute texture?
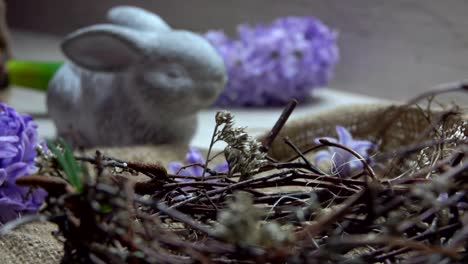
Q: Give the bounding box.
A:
[1,104,466,263]
[0,222,62,264]
[265,104,467,162]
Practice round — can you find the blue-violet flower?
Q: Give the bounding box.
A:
[168,147,228,178]
[167,147,228,198]
[205,16,339,107]
[0,103,47,223]
[314,126,375,177]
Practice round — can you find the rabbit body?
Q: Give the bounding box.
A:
[47,6,226,148]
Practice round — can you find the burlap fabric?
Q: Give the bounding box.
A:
[0,222,62,264]
[266,104,467,161]
[1,104,466,263]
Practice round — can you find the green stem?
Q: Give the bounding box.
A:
[6,60,63,91]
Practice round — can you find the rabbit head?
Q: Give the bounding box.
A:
[61,6,227,115]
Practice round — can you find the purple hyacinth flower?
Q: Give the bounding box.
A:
[314,126,375,177]
[205,16,339,107]
[0,103,47,223]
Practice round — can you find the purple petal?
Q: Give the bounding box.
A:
[190,165,205,177]
[23,188,47,209]
[0,184,24,201]
[349,140,375,158]
[0,198,24,223]
[350,140,375,150]
[347,158,364,171]
[167,161,185,174]
[330,151,351,175]
[335,126,353,146]
[212,161,229,173]
[6,162,30,181]
[437,193,449,202]
[168,161,197,177]
[186,147,205,165]
[314,150,332,164]
[185,148,206,176]
[0,143,18,158]
[0,136,19,143]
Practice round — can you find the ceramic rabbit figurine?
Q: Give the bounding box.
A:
[47,6,226,148]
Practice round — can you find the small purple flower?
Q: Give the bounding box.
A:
[0,103,47,223]
[168,147,228,179]
[205,16,339,107]
[314,126,375,177]
[437,192,467,209]
[168,148,228,198]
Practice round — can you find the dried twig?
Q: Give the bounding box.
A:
[261,99,297,152]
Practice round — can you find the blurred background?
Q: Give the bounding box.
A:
[5,0,468,102]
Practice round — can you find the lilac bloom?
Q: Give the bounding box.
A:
[0,103,47,223]
[314,126,375,177]
[205,16,339,107]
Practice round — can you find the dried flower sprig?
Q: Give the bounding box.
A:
[214,111,267,180]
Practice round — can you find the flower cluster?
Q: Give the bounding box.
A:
[205,16,339,107]
[314,126,375,177]
[0,103,46,223]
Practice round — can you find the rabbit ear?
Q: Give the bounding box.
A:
[107,6,171,32]
[62,24,144,72]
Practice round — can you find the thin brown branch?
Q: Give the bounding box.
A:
[261,99,297,152]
